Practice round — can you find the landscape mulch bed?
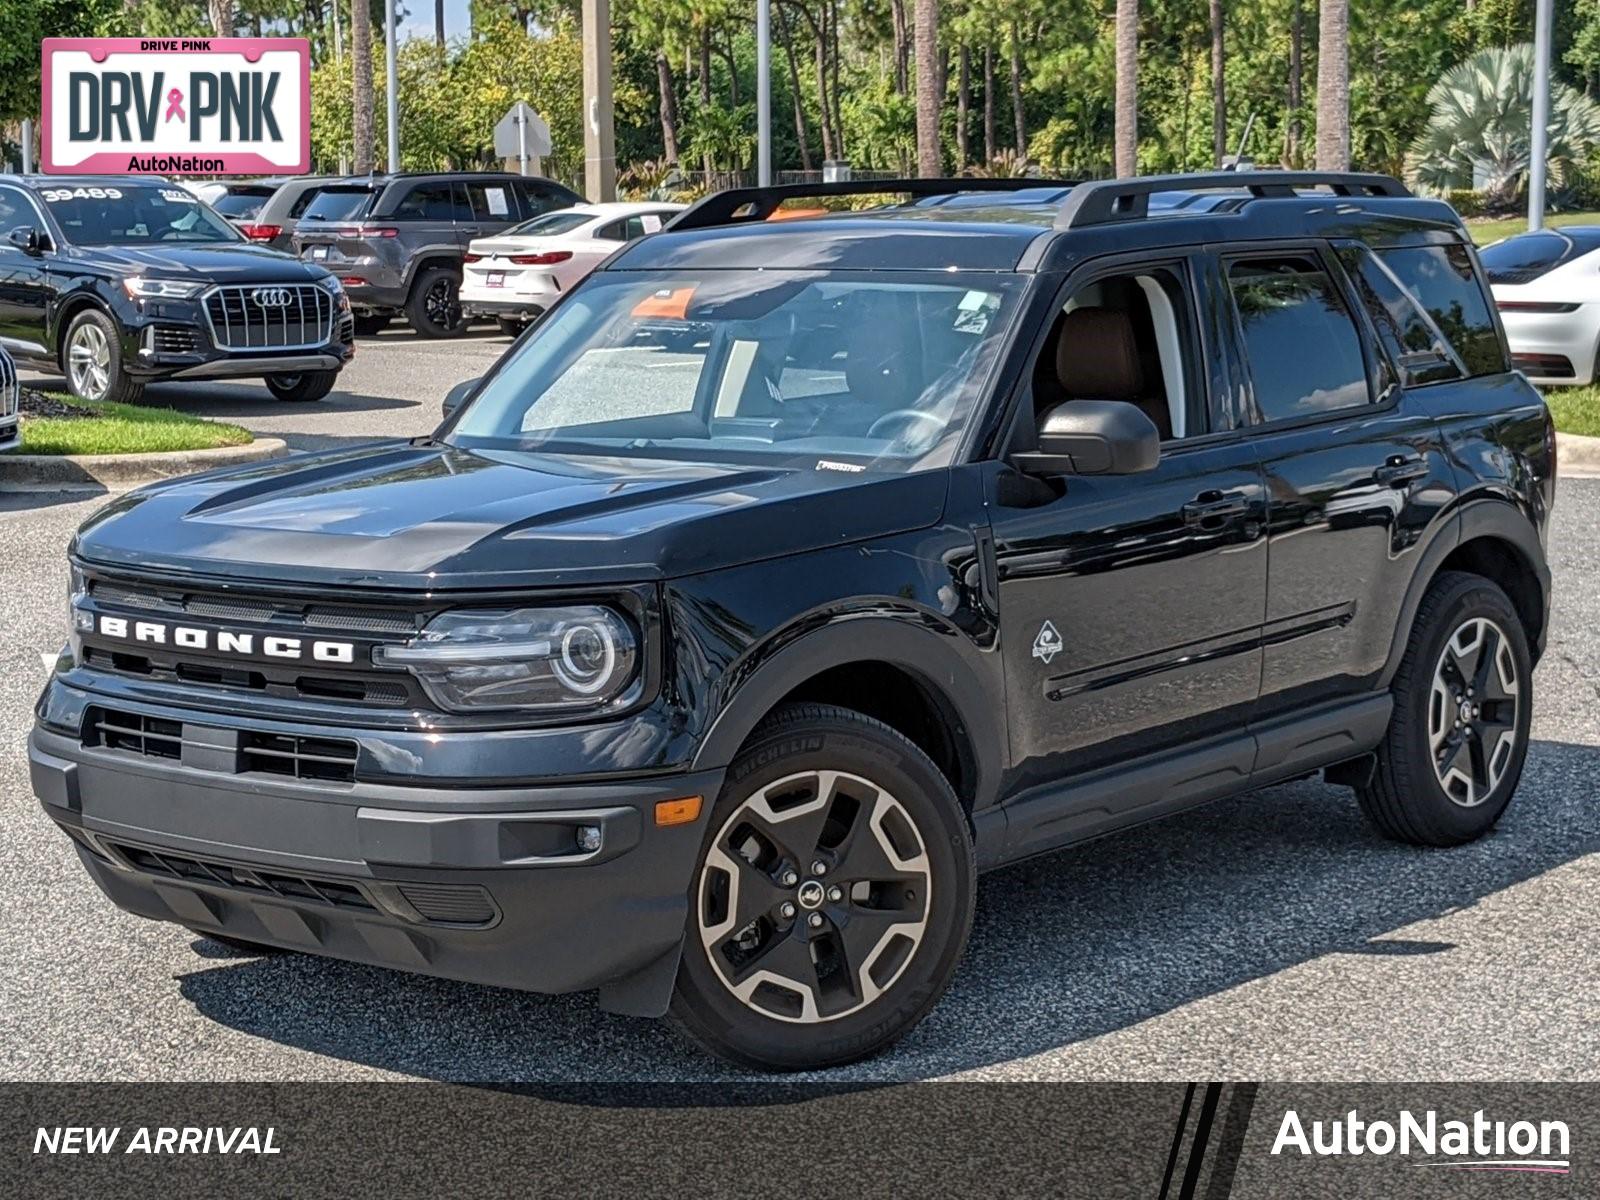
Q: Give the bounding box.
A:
[20,387,97,419]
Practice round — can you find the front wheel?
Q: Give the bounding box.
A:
[63,310,144,405]
[265,370,338,402]
[1357,571,1533,846]
[669,703,975,1070]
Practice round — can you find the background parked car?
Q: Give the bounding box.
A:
[1481,226,1600,385]
[200,179,293,230]
[234,175,348,254]
[0,343,17,452]
[460,201,685,334]
[291,172,582,338]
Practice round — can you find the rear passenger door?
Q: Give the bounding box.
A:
[391,181,469,262]
[1216,244,1456,718]
[462,178,518,238]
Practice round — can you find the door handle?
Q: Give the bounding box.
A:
[1374,456,1428,488]
[1181,491,1249,526]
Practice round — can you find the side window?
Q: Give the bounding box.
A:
[1225,255,1370,424]
[0,189,23,235]
[287,187,322,219]
[1038,265,1201,441]
[514,181,567,219]
[393,183,463,221]
[464,181,514,221]
[1340,247,1462,386]
[1375,244,1506,378]
[594,219,628,243]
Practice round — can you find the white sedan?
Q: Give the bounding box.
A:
[460,202,685,333]
[1482,226,1600,385]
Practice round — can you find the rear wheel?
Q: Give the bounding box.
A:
[63,310,144,406]
[1357,571,1532,846]
[265,370,338,402]
[670,703,975,1070]
[405,267,466,338]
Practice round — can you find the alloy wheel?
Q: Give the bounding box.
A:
[1429,616,1520,807]
[425,278,461,329]
[68,323,112,401]
[697,769,932,1023]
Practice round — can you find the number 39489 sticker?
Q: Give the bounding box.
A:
[40,187,123,202]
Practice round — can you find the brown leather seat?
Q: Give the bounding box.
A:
[1054,307,1172,440]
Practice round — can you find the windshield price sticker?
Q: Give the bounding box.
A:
[40,187,124,202]
[41,37,310,176]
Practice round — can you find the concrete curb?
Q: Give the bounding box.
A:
[0,437,288,493]
[1558,432,1600,478]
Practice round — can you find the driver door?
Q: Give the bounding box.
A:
[987,254,1269,791]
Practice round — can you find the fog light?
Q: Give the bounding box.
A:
[575,825,602,853]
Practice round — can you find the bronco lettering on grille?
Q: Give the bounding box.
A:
[95,614,355,663]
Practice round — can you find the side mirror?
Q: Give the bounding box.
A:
[1013,400,1160,477]
[442,376,482,419]
[7,226,47,255]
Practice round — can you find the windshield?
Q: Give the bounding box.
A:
[506,210,592,238]
[1479,230,1600,282]
[40,183,241,245]
[448,269,1022,473]
[301,186,379,222]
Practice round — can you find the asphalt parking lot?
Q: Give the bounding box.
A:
[3,334,1599,1082]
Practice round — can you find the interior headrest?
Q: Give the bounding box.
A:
[1055,307,1145,400]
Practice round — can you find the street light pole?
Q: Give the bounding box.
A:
[1528,0,1553,232]
[756,0,772,186]
[385,0,400,173]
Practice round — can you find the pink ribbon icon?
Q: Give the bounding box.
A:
[164,88,185,123]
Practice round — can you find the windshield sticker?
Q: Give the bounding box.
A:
[40,186,123,202]
[816,460,866,473]
[954,290,998,335]
[160,188,198,203]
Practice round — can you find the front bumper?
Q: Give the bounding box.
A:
[30,721,721,1012]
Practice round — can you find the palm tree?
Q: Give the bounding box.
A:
[1407,44,1600,209]
[207,0,233,36]
[434,0,445,49]
[1210,0,1225,167]
[351,0,375,173]
[914,0,941,176]
[1114,0,1137,177]
[1316,0,1350,170]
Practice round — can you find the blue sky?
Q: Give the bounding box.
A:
[397,0,475,42]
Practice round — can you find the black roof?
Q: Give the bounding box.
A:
[614,174,1465,274]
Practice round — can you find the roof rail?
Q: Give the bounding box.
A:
[1054,171,1411,230]
[668,176,1081,231]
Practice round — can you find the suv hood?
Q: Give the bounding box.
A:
[72,442,950,590]
[65,242,328,285]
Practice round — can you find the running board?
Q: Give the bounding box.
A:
[978,694,1392,869]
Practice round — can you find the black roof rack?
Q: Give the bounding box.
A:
[1053,171,1411,229]
[668,176,1081,231]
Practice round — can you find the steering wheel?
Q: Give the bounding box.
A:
[867,408,944,440]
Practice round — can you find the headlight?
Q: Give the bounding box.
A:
[123,277,205,300]
[318,274,343,294]
[68,565,90,634]
[373,607,638,712]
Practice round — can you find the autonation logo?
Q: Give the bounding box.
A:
[1272,1108,1571,1175]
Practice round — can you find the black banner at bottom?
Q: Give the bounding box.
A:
[2,1083,1593,1197]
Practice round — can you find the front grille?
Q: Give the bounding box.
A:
[337,312,355,344]
[91,580,419,635]
[148,324,202,355]
[240,730,359,782]
[80,646,415,708]
[85,706,359,783]
[0,346,18,424]
[205,284,335,350]
[104,840,376,912]
[88,709,183,760]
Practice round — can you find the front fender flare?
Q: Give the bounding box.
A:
[688,614,1005,812]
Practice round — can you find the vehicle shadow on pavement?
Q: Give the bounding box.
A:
[138,384,420,421]
[173,737,1600,1083]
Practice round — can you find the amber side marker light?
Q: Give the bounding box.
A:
[655,796,704,826]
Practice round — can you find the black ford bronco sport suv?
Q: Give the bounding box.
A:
[31,174,1554,1070]
[0,177,354,404]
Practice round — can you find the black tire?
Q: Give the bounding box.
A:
[670,703,975,1071]
[1357,571,1533,846]
[352,313,391,337]
[264,370,338,402]
[495,316,526,337]
[186,929,289,955]
[405,267,466,338]
[62,309,144,406]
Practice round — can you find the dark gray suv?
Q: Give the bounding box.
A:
[292,172,582,338]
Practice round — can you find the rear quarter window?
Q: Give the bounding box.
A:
[1373,244,1506,380]
[302,187,377,222]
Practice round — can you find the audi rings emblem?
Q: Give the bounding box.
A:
[252,287,294,308]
